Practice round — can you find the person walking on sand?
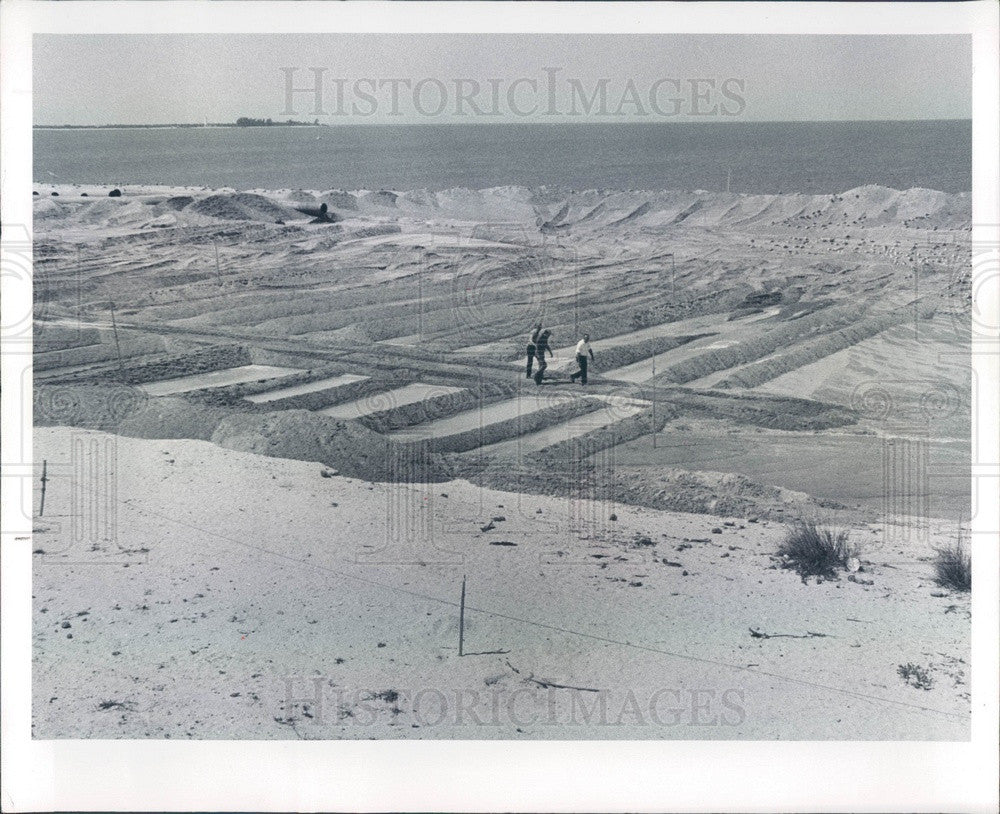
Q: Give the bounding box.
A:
[533,329,553,385]
[569,333,595,385]
[525,323,542,379]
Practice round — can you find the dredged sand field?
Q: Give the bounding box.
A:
[31,182,972,738]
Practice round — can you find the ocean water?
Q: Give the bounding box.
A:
[34,120,970,193]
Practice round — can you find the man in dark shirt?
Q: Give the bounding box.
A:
[525,323,541,379]
[533,329,553,385]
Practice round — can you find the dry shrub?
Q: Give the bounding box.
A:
[933,541,971,592]
[778,521,855,579]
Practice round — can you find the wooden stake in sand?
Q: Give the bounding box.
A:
[651,356,657,449]
[39,459,48,517]
[76,248,84,318]
[417,264,424,340]
[108,301,125,374]
[458,575,466,657]
[574,265,579,337]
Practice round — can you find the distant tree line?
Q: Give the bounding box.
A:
[35,123,223,129]
[235,117,321,127]
[35,118,325,129]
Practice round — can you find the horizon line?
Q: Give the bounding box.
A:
[33,117,972,129]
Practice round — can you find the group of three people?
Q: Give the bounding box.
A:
[525,324,595,386]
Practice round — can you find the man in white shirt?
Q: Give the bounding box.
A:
[569,333,595,385]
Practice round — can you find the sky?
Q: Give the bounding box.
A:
[33,33,972,125]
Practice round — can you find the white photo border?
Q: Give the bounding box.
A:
[2,2,998,812]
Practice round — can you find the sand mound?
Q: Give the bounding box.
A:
[66,199,144,227]
[210,410,449,481]
[618,466,833,517]
[360,190,399,208]
[162,195,194,211]
[189,193,296,222]
[467,456,832,521]
[117,398,233,440]
[286,190,317,203]
[432,186,538,222]
[397,189,439,209]
[35,384,152,431]
[31,199,64,220]
[319,190,358,210]
[33,384,233,439]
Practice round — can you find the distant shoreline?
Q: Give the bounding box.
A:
[30,180,965,199]
[33,118,972,131]
[34,123,327,131]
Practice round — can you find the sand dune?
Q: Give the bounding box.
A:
[32,183,970,232]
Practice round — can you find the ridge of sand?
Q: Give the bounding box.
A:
[33,183,970,232]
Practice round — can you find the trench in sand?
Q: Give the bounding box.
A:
[388,391,575,441]
[137,364,303,396]
[599,308,781,383]
[317,382,465,419]
[604,338,740,383]
[244,373,370,403]
[476,396,650,458]
[593,307,780,352]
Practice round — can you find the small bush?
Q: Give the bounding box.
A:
[778,521,855,578]
[898,663,933,691]
[933,542,971,592]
